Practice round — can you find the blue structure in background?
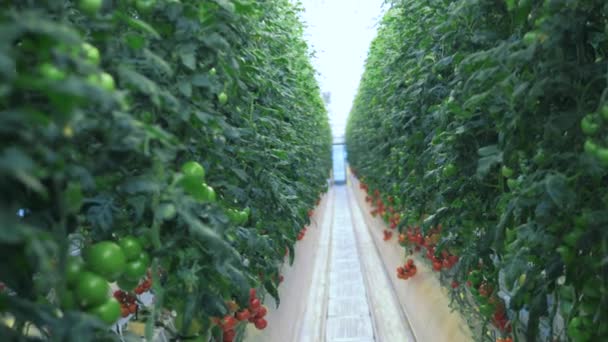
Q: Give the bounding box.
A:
[332,144,347,184]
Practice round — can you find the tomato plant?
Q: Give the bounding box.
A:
[347,1,608,341]
[0,0,331,340]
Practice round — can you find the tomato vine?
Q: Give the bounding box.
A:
[347,1,608,341]
[0,0,330,340]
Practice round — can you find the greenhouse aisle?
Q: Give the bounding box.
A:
[298,184,415,342]
[325,186,375,341]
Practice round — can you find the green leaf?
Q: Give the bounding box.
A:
[63,182,83,214]
[544,174,574,210]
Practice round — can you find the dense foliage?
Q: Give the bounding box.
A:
[347,1,608,341]
[0,0,331,340]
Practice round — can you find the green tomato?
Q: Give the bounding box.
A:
[507,179,518,190]
[88,298,121,325]
[523,31,539,45]
[98,72,115,91]
[137,251,150,266]
[226,208,239,224]
[81,42,100,65]
[118,236,143,262]
[200,184,216,203]
[584,140,598,154]
[179,176,209,202]
[66,256,84,287]
[157,202,177,220]
[595,147,608,166]
[479,303,494,316]
[123,260,147,281]
[39,63,66,81]
[84,241,127,281]
[501,166,514,178]
[75,272,110,308]
[79,0,102,14]
[209,67,217,76]
[237,210,248,225]
[218,92,228,105]
[581,115,600,135]
[442,163,456,178]
[181,161,205,180]
[136,0,156,12]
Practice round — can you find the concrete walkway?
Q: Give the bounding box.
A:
[299,185,414,342]
[326,186,375,341]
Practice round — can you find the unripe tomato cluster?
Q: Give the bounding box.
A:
[582,105,608,166]
[61,236,150,325]
[179,161,216,203]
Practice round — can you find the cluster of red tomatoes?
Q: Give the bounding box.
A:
[113,290,138,318]
[366,192,401,228]
[403,226,459,272]
[213,288,268,341]
[297,227,307,241]
[396,259,417,280]
[133,275,153,295]
[357,165,515,341]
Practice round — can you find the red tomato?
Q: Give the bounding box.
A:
[254,318,268,330]
[235,309,250,321]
